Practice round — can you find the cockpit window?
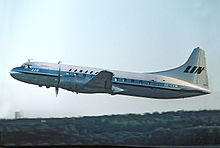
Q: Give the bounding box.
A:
[21,64,25,68]
[21,64,32,69]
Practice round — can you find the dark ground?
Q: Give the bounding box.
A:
[1,110,220,147]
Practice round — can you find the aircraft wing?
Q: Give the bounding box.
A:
[84,70,114,91]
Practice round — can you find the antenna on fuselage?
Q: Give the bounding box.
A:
[28,59,33,62]
[55,61,62,97]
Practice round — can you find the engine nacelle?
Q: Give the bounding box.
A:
[59,75,88,93]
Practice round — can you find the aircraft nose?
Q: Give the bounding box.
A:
[10,68,19,79]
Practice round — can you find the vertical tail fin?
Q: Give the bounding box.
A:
[152,47,209,89]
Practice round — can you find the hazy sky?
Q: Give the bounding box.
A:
[0,0,220,118]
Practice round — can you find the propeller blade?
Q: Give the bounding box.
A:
[55,61,62,97]
[55,87,59,97]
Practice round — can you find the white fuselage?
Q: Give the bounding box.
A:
[10,61,210,99]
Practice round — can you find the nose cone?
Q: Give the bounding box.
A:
[10,68,20,79]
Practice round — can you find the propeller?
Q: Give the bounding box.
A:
[55,61,62,97]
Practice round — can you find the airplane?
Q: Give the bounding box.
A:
[10,47,211,99]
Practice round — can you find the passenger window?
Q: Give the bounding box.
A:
[79,70,83,73]
[123,78,127,82]
[131,79,134,83]
[139,80,143,84]
[90,71,93,74]
[74,69,77,72]
[85,71,88,73]
[69,69,72,72]
[95,72,99,74]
